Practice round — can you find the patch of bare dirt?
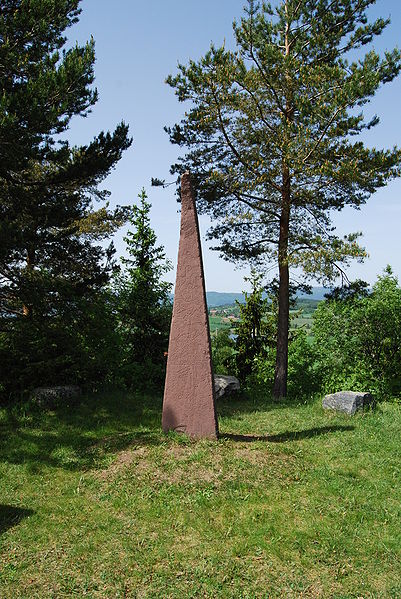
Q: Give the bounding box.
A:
[97,446,148,481]
[96,437,295,486]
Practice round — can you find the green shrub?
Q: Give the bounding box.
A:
[287,330,321,397]
[313,267,401,398]
[211,329,237,375]
[252,330,320,398]
[0,291,121,403]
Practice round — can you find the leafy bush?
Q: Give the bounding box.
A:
[313,267,401,398]
[287,330,321,398]
[252,330,319,398]
[211,329,237,375]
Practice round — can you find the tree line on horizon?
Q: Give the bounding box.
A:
[1,0,401,404]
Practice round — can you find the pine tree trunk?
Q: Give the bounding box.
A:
[22,304,31,317]
[273,166,290,399]
[22,249,34,318]
[273,3,292,400]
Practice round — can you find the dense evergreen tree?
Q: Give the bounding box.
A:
[165,0,401,397]
[114,190,172,389]
[0,0,132,320]
[235,271,275,382]
[0,0,132,399]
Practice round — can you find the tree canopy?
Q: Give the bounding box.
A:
[0,0,132,322]
[314,266,401,397]
[0,0,132,399]
[165,0,401,397]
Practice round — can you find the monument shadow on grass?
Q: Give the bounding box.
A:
[221,425,355,443]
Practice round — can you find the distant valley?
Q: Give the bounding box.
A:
[205,287,329,307]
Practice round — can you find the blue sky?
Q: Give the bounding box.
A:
[66,0,401,292]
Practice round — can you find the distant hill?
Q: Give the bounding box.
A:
[295,287,329,301]
[205,292,245,306]
[205,287,329,307]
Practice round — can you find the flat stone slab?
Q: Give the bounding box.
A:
[30,385,81,407]
[214,375,240,400]
[322,391,374,415]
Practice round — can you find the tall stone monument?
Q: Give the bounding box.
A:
[162,172,218,439]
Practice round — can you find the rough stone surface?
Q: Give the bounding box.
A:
[30,385,81,407]
[162,172,218,439]
[214,375,240,400]
[322,391,374,415]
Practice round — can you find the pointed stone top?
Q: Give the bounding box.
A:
[180,171,193,210]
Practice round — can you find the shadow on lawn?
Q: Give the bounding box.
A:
[0,391,164,471]
[221,425,354,443]
[0,505,34,535]
[0,391,355,471]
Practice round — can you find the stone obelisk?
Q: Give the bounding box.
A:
[162,172,218,439]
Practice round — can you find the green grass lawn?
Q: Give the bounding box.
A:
[1,390,401,598]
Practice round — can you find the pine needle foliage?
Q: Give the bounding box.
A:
[114,190,172,390]
[0,0,132,399]
[235,271,275,382]
[165,0,401,397]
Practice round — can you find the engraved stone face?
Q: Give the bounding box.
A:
[162,172,218,439]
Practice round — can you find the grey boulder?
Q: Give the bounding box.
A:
[322,391,374,415]
[30,385,81,407]
[214,375,240,400]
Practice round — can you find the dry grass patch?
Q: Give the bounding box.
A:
[95,435,296,491]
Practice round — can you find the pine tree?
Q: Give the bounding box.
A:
[115,190,172,388]
[165,0,401,398]
[0,0,132,397]
[0,0,132,320]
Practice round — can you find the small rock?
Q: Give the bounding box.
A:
[30,385,81,408]
[322,391,374,415]
[214,375,240,400]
